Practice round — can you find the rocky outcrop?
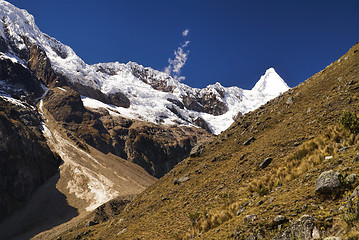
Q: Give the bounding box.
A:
[100,112,212,178]
[130,65,175,93]
[0,37,8,53]
[182,91,228,116]
[259,157,272,169]
[315,170,342,194]
[42,88,212,178]
[124,122,205,178]
[0,97,61,221]
[274,215,317,240]
[42,87,114,154]
[71,82,130,108]
[43,87,87,124]
[29,44,131,108]
[194,117,212,133]
[90,196,133,225]
[28,44,68,88]
[0,57,44,103]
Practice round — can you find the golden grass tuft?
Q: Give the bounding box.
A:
[247,126,358,195]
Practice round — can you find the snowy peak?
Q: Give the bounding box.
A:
[0,1,291,134]
[251,67,289,96]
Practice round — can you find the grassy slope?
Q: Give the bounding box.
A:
[56,42,359,240]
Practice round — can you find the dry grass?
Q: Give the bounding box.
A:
[181,124,359,238]
[54,42,359,240]
[248,126,357,195]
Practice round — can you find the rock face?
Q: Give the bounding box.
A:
[130,62,228,116]
[315,170,342,194]
[193,117,212,133]
[274,215,316,240]
[28,44,131,108]
[0,97,61,221]
[43,87,87,124]
[0,57,44,103]
[91,196,132,224]
[28,44,68,88]
[42,87,115,154]
[100,112,212,178]
[42,88,212,178]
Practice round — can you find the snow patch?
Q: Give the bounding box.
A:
[57,87,67,92]
[0,94,27,108]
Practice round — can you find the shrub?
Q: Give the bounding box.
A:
[342,190,359,228]
[188,212,200,226]
[340,111,359,134]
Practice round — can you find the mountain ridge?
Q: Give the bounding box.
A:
[0,0,289,134]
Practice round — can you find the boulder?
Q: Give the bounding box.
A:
[345,173,357,185]
[315,170,342,194]
[244,214,257,223]
[243,136,255,146]
[190,144,204,157]
[247,233,256,240]
[174,176,190,185]
[274,215,315,240]
[233,111,243,121]
[354,153,359,162]
[286,96,294,105]
[273,215,288,226]
[259,157,272,169]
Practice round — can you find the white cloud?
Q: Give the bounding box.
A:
[182,29,189,37]
[182,40,190,48]
[165,30,190,82]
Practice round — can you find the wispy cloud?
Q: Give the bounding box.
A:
[182,29,189,37]
[165,29,190,82]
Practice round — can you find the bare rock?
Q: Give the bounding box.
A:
[315,170,342,194]
[274,215,315,240]
[345,173,357,185]
[273,215,288,226]
[0,98,61,221]
[286,96,294,105]
[244,214,257,223]
[193,117,212,133]
[259,157,272,169]
[243,136,255,146]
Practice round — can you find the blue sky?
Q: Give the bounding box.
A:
[7,0,359,89]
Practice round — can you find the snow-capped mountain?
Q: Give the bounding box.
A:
[0,1,289,134]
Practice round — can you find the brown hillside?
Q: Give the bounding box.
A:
[57,42,359,240]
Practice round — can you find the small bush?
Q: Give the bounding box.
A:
[257,186,269,196]
[189,212,200,226]
[340,111,359,134]
[342,190,359,228]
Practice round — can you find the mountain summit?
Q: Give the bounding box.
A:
[251,67,289,96]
